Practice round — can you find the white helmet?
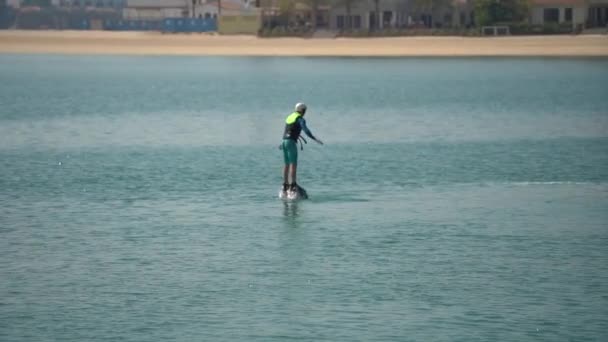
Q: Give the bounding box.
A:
[295,102,307,113]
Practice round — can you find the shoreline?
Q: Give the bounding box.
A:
[1,30,607,57]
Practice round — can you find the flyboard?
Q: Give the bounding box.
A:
[279,184,309,201]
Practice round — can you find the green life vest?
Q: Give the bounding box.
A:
[283,112,302,140]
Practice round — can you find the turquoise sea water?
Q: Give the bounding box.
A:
[1,55,607,341]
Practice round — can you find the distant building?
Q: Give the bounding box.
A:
[123,0,188,20]
[191,0,257,19]
[452,0,475,28]
[530,0,587,27]
[530,0,608,29]
[51,0,127,8]
[328,0,470,30]
[259,0,331,29]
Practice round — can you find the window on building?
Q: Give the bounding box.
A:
[369,12,377,29]
[421,14,432,28]
[337,15,344,29]
[383,11,392,27]
[565,8,573,22]
[543,8,560,23]
[443,14,452,26]
[353,15,361,29]
[316,12,326,27]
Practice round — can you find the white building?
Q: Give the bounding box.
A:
[530,0,587,27]
[530,0,608,29]
[329,0,469,30]
[123,0,188,20]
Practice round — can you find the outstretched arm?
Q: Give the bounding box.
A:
[299,118,323,145]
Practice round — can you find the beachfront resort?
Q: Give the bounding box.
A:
[1,0,607,36]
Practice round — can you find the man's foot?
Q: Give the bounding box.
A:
[289,183,298,192]
[282,183,289,192]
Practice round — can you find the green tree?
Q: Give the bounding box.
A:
[411,0,454,27]
[278,0,295,26]
[474,0,529,26]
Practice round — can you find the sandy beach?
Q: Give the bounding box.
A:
[0,30,607,57]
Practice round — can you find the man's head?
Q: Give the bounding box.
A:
[295,102,307,115]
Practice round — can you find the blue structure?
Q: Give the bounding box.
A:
[104,19,162,31]
[102,18,216,32]
[60,0,126,9]
[162,18,217,33]
[67,19,90,30]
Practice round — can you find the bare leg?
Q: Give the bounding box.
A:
[290,164,297,186]
[283,165,289,185]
